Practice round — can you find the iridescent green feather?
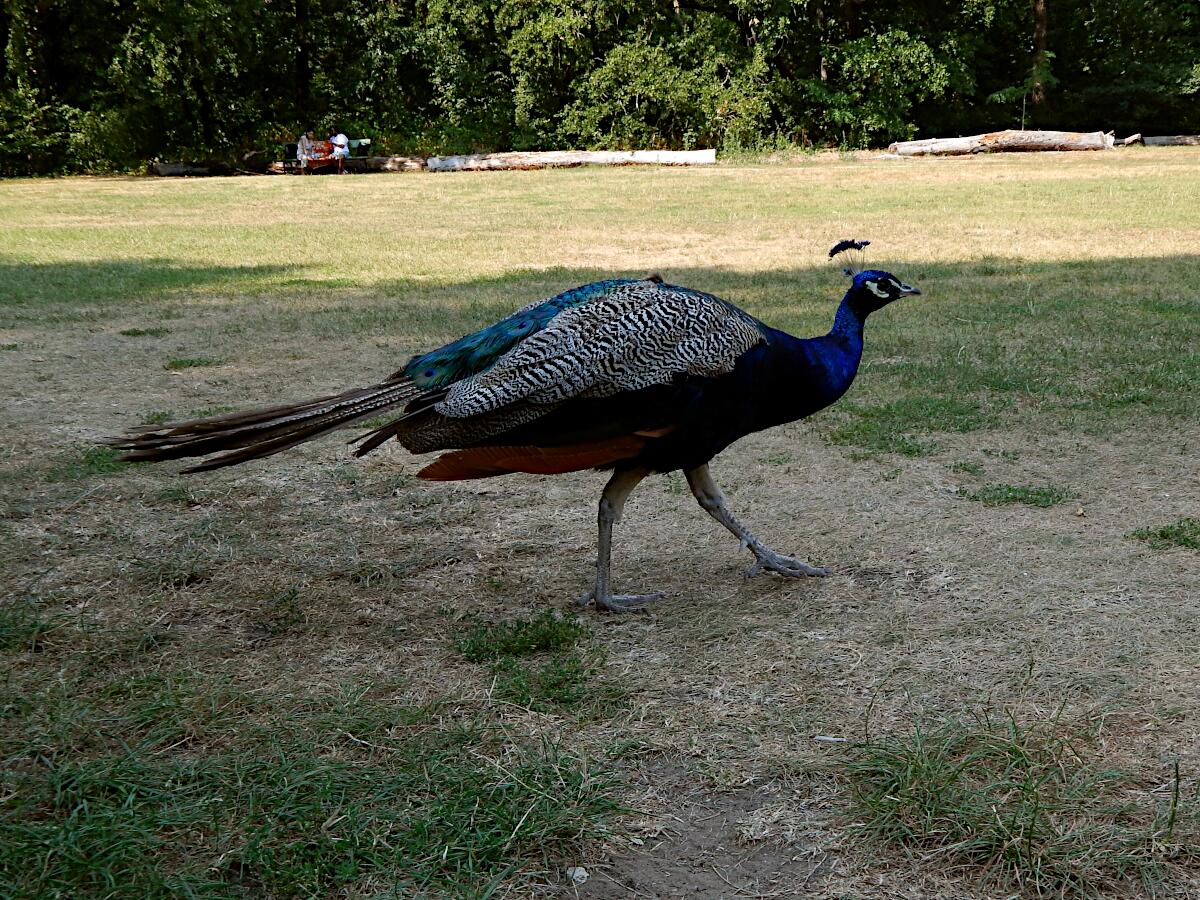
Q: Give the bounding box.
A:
[402,279,639,389]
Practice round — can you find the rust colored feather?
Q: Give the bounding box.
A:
[417,435,649,481]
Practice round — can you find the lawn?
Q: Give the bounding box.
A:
[2,149,1199,898]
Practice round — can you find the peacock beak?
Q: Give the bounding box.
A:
[899,283,921,296]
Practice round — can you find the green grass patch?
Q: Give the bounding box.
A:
[1132,518,1200,552]
[0,675,618,898]
[845,709,1197,895]
[163,356,223,370]
[44,445,125,482]
[959,483,1075,508]
[828,421,932,457]
[119,327,171,337]
[140,409,175,425]
[949,460,985,476]
[455,610,586,662]
[360,413,398,429]
[130,553,213,589]
[0,342,18,350]
[0,601,62,652]
[455,612,623,715]
[156,485,201,506]
[491,651,626,715]
[827,397,994,457]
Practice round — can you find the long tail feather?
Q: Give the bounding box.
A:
[352,391,447,457]
[108,378,423,472]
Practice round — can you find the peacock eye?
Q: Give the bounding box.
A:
[864,279,889,299]
[424,369,435,377]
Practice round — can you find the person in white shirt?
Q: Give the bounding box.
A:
[330,130,350,173]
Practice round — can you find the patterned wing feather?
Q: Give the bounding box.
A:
[435,281,765,420]
[401,279,641,389]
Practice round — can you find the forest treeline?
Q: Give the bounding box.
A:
[1,0,1197,174]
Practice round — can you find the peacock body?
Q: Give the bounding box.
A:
[112,247,920,611]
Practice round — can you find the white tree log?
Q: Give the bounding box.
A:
[425,149,716,171]
[356,156,426,172]
[887,130,1115,157]
[1143,135,1200,146]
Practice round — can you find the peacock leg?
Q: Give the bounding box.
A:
[685,464,831,579]
[576,467,663,612]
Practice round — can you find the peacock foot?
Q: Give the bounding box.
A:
[745,548,831,579]
[575,589,664,613]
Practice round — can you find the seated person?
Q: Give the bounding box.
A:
[330,129,350,173]
[296,131,314,171]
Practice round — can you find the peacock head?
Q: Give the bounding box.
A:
[828,239,919,315]
[846,269,921,314]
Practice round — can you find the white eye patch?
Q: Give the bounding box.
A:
[865,279,890,299]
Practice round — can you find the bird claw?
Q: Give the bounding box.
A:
[745,551,830,579]
[575,590,664,613]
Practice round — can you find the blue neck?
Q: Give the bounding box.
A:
[829,293,866,344]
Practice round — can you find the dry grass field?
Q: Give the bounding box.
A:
[2,149,1199,898]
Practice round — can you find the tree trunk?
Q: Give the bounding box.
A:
[295,0,311,115]
[887,130,1114,156]
[1031,0,1048,105]
[813,1,828,82]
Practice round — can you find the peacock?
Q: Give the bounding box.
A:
[110,241,920,611]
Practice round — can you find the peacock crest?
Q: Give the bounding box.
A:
[828,238,871,276]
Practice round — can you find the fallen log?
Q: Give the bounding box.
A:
[887,129,1114,157]
[356,155,426,172]
[1143,135,1200,146]
[425,149,716,172]
[149,160,235,177]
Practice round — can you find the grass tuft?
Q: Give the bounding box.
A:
[163,357,224,370]
[454,610,586,662]
[140,409,176,425]
[491,651,626,715]
[949,460,985,476]
[360,413,398,429]
[1132,518,1200,552]
[845,709,1198,895]
[959,483,1074,508]
[119,327,171,337]
[455,612,623,714]
[44,445,125,481]
[156,485,201,506]
[0,600,61,651]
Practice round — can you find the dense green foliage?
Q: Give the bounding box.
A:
[1,0,1198,172]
